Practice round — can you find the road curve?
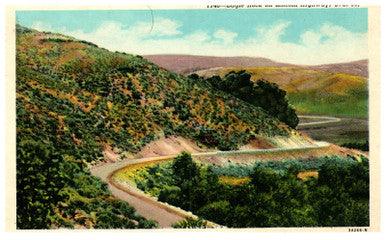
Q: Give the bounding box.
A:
[297,115,341,128]
[90,141,330,228]
[91,155,187,228]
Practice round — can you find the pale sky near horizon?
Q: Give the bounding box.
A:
[16,8,368,65]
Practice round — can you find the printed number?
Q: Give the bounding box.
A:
[348,228,368,232]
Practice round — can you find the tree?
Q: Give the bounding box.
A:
[16,137,65,228]
[252,79,298,128]
[197,200,230,225]
[172,152,200,183]
[206,71,299,128]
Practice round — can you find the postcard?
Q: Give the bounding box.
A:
[4,2,381,235]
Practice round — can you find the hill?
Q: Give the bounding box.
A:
[144,54,368,77]
[143,54,292,74]
[195,66,368,118]
[16,26,298,229]
[306,60,368,78]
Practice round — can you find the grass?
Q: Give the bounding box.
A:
[297,171,319,180]
[219,170,319,186]
[218,171,318,184]
[201,66,368,118]
[288,91,368,118]
[113,159,171,184]
[218,176,251,185]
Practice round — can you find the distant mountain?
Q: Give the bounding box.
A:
[305,60,368,78]
[144,54,368,78]
[143,54,293,74]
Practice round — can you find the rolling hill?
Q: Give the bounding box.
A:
[143,54,293,74]
[195,66,368,118]
[16,25,306,229]
[144,54,368,77]
[307,60,368,78]
[195,66,367,95]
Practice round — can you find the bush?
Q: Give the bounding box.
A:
[135,153,369,227]
[197,200,230,225]
[341,141,369,151]
[205,71,299,128]
[172,217,207,228]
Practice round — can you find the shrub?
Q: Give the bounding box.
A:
[172,217,207,228]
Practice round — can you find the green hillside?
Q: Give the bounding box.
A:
[16,26,291,228]
[196,66,368,118]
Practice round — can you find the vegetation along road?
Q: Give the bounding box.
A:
[90,141,330,228]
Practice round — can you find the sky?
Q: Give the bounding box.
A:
[16,8,368,65]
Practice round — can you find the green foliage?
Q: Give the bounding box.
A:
[310,158,369,226]
[172,217,208,228]
[202,70,299,128]
[210,156,357,177]
[17,138,65,228]
[136,153,369,227]
[197,200,230,225]
[288,89,368,118]
[16,26,291,228]
[341,141,369,151]
[172,152,200,183]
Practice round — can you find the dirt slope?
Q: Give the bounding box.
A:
[136,136,208,158]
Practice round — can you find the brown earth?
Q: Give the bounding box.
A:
[136,136,208,158]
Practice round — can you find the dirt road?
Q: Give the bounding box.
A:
[297,115,341,127]
[90,141,330,228]
[297,115,368,145]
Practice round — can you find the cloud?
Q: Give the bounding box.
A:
[130,17,182,37]
[256,20,291,42]
[29,19,367,65]
[214,29,238,44]
[185,30,210,42]
[31,21,66,33]
[296,23,367,63]
[30,21,50,31]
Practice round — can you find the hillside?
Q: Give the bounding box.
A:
[306,60,368,78]
[143,54,292,74]
[16,26,298,228]
[195,66,368,117]
[144,54,368,77]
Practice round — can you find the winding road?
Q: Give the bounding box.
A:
[90,140,331,228]
[90,116,342,228]
[297,115,341,127]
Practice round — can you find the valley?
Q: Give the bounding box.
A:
[298,116,368,147]
[15,25,369,229]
